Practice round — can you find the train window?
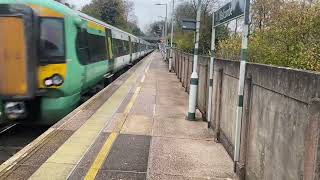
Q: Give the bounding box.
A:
[87,33,107,63]
[76,29,90,65]
[112,39,129,57]
[133,43,138,53]
[122,40,129,56]
[39,18,65,63]
[112,39,119,58]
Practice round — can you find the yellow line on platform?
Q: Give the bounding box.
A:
[84,86,141,180]
[84,132,118,180]
[118,87,141,131]
[81,54,152,180]
[29,54,153,180]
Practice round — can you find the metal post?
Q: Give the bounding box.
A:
[187,0,201,120]
[164,4,168,61]
[234,0,250,171]
[207,13,216,128]
[169,0,175,72]
[155,3,168,61]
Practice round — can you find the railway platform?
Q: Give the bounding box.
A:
[0,52,234,180]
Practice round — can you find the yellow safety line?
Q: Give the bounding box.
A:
[84,132,118,180]
[29,56,152,180]
[82,55,154,179]
[81,54,153,180]
[83,86,141,180]
[118,87,141,130]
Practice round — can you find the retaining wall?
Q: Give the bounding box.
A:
[172,49,320,180]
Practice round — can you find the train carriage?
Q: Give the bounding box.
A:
[0,0,153,125]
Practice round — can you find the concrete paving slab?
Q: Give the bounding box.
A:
[155,105,187,119]
[153,117,214,140]
[156,89,187,98]
[117,93,134,113]
[121,115,153,136]
[140,87,157,96]
[148,137,234,179]
[68,133,110,179]
[130,94,156,118]
[156,95,188,106]
[103,113,124,133]
[148,173,233,180]
[95,170,146,180]
[29,162,74,180]
[68,167,87,180]
[102,134,151,173]
[141,82,157,89]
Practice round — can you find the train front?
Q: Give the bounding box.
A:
[0,3,67,124]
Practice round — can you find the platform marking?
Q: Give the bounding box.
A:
[29,56,153,180]
[84,132,118,180]
[141,75,146,83]
[118,87,141,131]
[83,55,153,180]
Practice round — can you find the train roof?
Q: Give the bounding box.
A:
[0,0,150,45]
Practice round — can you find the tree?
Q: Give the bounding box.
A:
[217,0,320,71]
[171,0,230,54]
[147,21,165,37]
[81,0,144,36]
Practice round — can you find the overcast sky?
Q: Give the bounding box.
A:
[66,0,177,32]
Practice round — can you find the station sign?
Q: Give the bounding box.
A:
[214,0,245,26]
[181,19,197,31]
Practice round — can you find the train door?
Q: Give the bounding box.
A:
[138,40,141,58]
[105,28,114,72]
[129,36,132,63]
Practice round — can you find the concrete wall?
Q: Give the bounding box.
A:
[172,49,320,180]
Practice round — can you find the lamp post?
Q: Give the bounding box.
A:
[158,16,166,58]
[155,3,168,60]
[169,0,175,72]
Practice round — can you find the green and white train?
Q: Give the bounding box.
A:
[0,0,154,124]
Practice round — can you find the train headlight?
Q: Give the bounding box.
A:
[52,74,64,86]
[43,74,64,87]
[44,79,53,87]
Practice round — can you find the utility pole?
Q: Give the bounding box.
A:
[187,0,201,120]
[169,0,175,72]
[207,11,216,128]
[155,3,168,60]
[234,0,250,170]
[164,4,168,60]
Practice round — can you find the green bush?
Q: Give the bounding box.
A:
[217,2,320,72]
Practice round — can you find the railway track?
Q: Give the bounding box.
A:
[0,124,17,135]
[0,124,49,164]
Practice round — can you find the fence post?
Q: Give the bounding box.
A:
[238,75,253,179]
[304,99,320,180]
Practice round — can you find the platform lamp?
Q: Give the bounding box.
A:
[155,3,168,60]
